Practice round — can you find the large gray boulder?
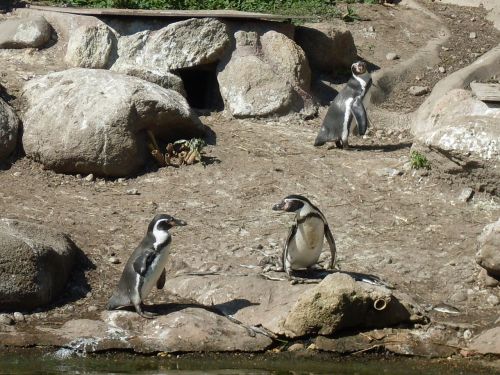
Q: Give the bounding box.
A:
[413,89,500,161]
[282,273,415,338]
[0,16,52,49]
[65,24,116,69]
[21,68,206,177]
[469,327,500,355]
[112,18,230,72]
[0,219,76,311]
[111,64,186,97]
[476,218,500,278]
[295,22,357,73]
[217,30,314,118]
[0,98,19,162]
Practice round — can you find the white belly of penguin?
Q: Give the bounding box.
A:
[288,218,324,269]
[140,246,170,299]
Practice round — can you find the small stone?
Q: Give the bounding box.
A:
[376,167,403,177]
[87,305,98,312]
[386,52,399,61]
[442,46,450,51]
[408,86,429,96]
[13,172,21,177]
[450,290,468,303]
[126,189,139,195]
[471,17,476,22]
[76,174,82,179]
[287,343,305,352]
[487,294,499,306]
[0,314,14,325]
[469,32,477,39]
[85,174,94,182]
[415,76,421,81]
[109,256,120,264]
[438,66,446,73]
[463,329,472,340]
[479,269,499,287]
[117,178,125,183]
[367,26,375,32]
[458,187,474,202]
[307,343,318,350]
[13,312,24,322]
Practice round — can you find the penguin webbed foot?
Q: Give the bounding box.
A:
[134,303,157,319]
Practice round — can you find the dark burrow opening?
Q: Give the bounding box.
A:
[176,63,224,111]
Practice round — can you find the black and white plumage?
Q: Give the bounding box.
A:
[314,61,372,148]
[107,214,186,318]
[272,195,336,278]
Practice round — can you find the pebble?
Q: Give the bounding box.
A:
[386,52,399,61]
[13,312,25,322]
[287,343,305,352]
[376,168,403,178]
[0,314,14,325]
[367,26,375,32]
[76,174,82,179]
[126,189,139,195]
[307,343,318,350]
[441,46,450,51]
[87,305,98,312]
[487,294,499,306]
[469,32,477,39]
[458,187,474,202]
[415,76,421,81]
[117,178,125,183]
[408,86,429,96]
[13,172,21,177]
[438,66,446,73]
[85,174,94,182]
[450,290,468,303]
[109,256,120,264]
[463,329,472,340]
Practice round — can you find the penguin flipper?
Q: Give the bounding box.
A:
[156,268,166,290]
[133,249,156,277]
[350,97,368,136]
[324,224,337,269]
[282,223,298,276]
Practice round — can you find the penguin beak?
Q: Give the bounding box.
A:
[272,201,286,211]
[171,218,187,227]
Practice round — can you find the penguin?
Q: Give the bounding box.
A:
[107,214,186,318]
[314,61,372,149]
[272,195,337,278]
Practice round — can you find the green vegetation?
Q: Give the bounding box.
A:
[409,151,431,170]
[46,0,376,20]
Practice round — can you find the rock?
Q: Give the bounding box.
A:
[126,189,139,195]
[413,89,500,161]
[295,22,357,72]
[458,187,474,202]
[218,30,314,118]
[408,86,430,96]
[84,174,94,182]
[13,312,24,322]
[281,273,417,338]
[0,314,13,325]
[469,327,500,355]
[0,97,19,162]
[386,52,399,61]
[469,32,477,39]
[0,219,76,310]
[21,68,206,177]
[111,65,186,97]
[108,256,120,264]
[0,16,52,49]
[37,309,272,353]
[476,218,500,277]
[375,167,403,177]
[487,294,499,306]
[478,268,499,287]
[65,24,115,69]
[449,290,468,303]
[287,343,305,351]
[438,66,446,73]
[113,18,229,72]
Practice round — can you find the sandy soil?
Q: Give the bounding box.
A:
[0,1,499,343]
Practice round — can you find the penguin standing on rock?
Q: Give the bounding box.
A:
[107,214,186,318]
[314,61,372,149]
[272,195,337,279]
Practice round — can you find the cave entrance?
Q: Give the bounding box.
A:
[176,63,224,112]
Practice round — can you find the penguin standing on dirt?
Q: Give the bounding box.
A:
[314,61,372,149]
[272,195,337,278]
[107,214,186,318]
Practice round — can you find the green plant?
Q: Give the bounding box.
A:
[410,151,431,170]
[341,5,361,22]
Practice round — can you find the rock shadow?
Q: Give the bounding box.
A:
[285,269,392,288]
[346,142,413,152]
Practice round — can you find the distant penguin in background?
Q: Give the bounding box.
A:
[107,214,186,318]
[272,195,337,278]
[314,61,372,149]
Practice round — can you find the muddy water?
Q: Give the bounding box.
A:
[0,351,493,375]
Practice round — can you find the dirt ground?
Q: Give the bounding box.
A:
[0,1,499,342]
